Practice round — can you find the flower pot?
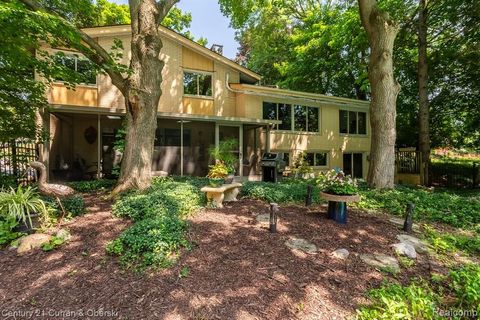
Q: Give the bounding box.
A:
[208,178,225,187]
[13,213,41,234]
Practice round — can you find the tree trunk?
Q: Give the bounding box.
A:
[418,0,430,186]
[112,1,165,194]
[358,0,401,189]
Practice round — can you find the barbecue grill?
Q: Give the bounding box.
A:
[260,152,286,183]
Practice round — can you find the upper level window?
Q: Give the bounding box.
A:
[262,102,319,132]
[339,110,367,135]
[53,53,97,85]
[183,71,212,97]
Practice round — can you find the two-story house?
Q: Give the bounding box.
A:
[40,24,371,181]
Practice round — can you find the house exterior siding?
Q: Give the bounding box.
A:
[41,25,371,179]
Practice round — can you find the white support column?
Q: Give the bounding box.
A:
[239,125,243,177]
[97,114,101,179]
[180,120,184,176]
[215,122,220,150]
[266,125,271,153]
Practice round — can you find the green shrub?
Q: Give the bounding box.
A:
[108,178,204,270]
[106,216,189,270]
[357,264,480,319]
[356,185,480,230]
[449,264,480,312]
[423,225,480,256]
[242,181,321,204]
[42,194,85,218]
[0,216,24,245]
[357,281,439,320]
[0,174,18,190]
[68,179,116,193]
[113,179,203,221]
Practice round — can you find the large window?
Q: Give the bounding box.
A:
[343,153,363,178]
[262,102,319,132]
[306,152,328,167]
[53,53,97,85]
[339,110,367,135]
[183,71,212,97]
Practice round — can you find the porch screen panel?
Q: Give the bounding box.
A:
[263,102,277,120]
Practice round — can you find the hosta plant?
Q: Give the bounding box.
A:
[0,186,48,228]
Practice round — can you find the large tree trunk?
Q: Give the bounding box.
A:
[358,0,401,189]
[418,0,430,186]
[112,1,165,194]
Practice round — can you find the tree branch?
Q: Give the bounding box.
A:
[156,0,180,21]
[19,0,128,94]
[358,0,375,37]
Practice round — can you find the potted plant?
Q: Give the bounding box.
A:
[207,162,229,187]
[208,139,238,184]
[317,169,359,224]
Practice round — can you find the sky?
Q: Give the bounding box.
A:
[110,0,239,59]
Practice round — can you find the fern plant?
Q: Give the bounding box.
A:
[0,186,48,228]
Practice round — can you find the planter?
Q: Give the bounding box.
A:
[208,178,225,187]
[13,214,41,234]
[320,192,360,203]
[320,192,360,224]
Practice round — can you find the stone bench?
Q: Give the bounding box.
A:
[200,183,242,208]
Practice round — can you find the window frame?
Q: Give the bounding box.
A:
[51,50,97,87]
[305,151,329,168]
[183,69,214,99]
[262,101,320,133]
[339,109,368,136]
[343,152,364,178]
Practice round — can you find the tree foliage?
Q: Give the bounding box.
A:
[220,0,480,150]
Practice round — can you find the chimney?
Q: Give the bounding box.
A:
[210,44,223,55]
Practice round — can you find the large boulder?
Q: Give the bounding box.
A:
[17,233,52,254]
[391,242,417,259]
[396,234,429,253]
[360,253,400,273]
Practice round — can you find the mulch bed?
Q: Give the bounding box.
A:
[0,196,431,320]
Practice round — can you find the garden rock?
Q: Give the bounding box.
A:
[360,253,400,273]
[17,234,52,254]
[396,234,429,253]
[331,248,349,260]
[285,237,317,254]
[56,229,71,241]
[256,213,270,224]
[391,242,417,259]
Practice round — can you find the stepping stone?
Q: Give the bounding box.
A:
[396,234,429,253]
[285,237,317,254]
[389,217,419,231]
[331,248,350,260]
[360,253,400,273]
[391,242,417,259]
[255,213,270,223]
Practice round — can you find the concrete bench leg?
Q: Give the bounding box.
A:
[224,187,239,202]
[207,192,225,208]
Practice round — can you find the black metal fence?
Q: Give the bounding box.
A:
[430,161,479,189]
[0,139,38,186]
[396,150,420,174]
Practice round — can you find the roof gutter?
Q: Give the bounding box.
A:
[226,73,368,108]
